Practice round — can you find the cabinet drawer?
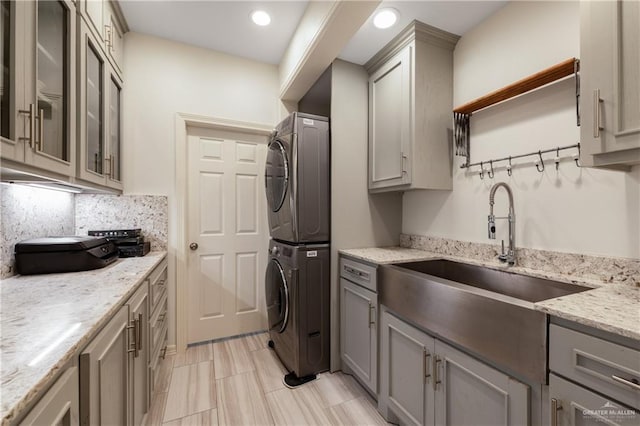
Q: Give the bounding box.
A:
[550,324,640,409]
[149,260,168,310]
[150,324,168,383]
[340,257,377,293]
[150,293,168,354]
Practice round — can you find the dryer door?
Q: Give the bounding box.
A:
[265,258,289,333]
[265,139,289,213]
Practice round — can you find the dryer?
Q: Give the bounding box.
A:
[265,112,330,244]
[265,239,330,385]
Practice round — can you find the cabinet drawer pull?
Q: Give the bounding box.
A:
[433,356,442,390]
[344,265,369,281]
[423,349,431,383]
[136,313,142,353]
[593,89,603,138]
[368,303,375,328]
[36,108,44,151]
[611,374,640,391]
[551,398,562,426]
[18,104,36,148]
[104,24,111,47]
[104,156,112,177]
[127,321,136,355]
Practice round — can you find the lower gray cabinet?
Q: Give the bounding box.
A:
[380,307,530,425]
[79,305,129,425]
[80,283,149,426]
[19,366,79,426]
[434,339,529,425]
[129,282,150,425]
[549,373,638,426]
[340,277,378,394]
[548,323,640,425]
[380,308,435,425]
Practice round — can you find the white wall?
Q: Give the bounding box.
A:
[403,1,640,260]
[123,32,280,347]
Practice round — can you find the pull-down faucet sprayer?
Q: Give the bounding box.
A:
[488,182,516,266]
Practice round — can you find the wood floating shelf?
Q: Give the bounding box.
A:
[453,57,579,115]
[453,57,580,167]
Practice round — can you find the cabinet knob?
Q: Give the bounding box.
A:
[189,243,198,251]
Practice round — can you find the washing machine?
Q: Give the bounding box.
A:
[265,112,330,244]
[265,239,330,385]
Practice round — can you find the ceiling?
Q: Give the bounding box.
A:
[119,0,508,66]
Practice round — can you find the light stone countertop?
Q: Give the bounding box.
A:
[0,252,167,425]
[339,247,639,341]
[536,285,640,340]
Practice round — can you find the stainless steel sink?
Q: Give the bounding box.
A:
[379,259,590,383]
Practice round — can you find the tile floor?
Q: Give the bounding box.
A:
[147,332,389,425]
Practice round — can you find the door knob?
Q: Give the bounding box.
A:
[189,243,198,251]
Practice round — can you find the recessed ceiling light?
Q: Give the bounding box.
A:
[251,10,271,26]
[373,8,398,29]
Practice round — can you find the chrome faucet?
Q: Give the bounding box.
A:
[488,182,516,266]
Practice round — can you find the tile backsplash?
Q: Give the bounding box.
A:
[400,234,640,287]
[1,189,168,279]
[75,194,168,251]
[0,184,75,278]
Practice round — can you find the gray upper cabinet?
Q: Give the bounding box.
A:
[580,0,640,167]
[2,0,77,177]
[366,21,458,192]
[368,46,411,189]
[1,0,125,191]
[379,307,530,426]
[77,18,123,190]
[79,0,124,79]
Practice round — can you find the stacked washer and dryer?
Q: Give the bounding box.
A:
[264,112,331,387]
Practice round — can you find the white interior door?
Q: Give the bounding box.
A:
[187,126,268,344]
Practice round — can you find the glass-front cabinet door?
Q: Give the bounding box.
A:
[79,22,105,185]
[0,0,23,162]
[22,0,76,176]
[78,19,122,189]
[106,75,122,188]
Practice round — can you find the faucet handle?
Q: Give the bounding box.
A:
[488,215,496,239]
[498,240,508,263]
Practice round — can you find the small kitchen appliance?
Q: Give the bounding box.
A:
[14,236,118,275]
[88,228,150,258]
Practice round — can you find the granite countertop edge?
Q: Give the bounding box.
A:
[339,247,639,341]
[0,252,167,426]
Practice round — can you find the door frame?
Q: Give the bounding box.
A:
[174,112,272,353]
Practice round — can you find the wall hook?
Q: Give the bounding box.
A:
[574,143,581,167]
[535,150,545,172]
[506,156,512,176]
[479,162,485,179]
[487,160,494,179]
[555,147,561,170]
